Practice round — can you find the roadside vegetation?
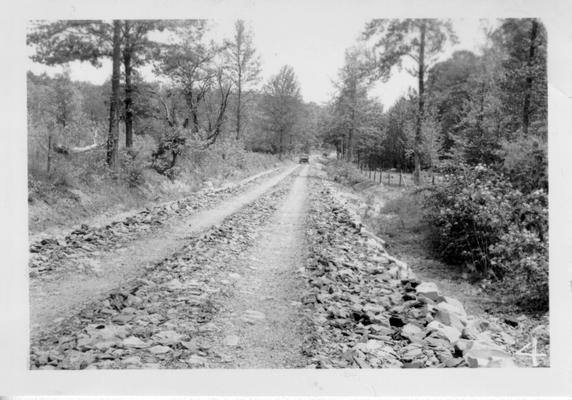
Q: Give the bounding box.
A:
[423,162,547,312]
[319,18,548,314]
[326,157,547,316]
[27,20,321,232]
[325,158,549,367]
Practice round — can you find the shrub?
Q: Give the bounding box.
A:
[121,152,145,188]
[501,135,548,194]
[423,163,548,311]
[489,188,548,310]
[151,127,188,178]
[119,136,156,188]
[326,160,367,186]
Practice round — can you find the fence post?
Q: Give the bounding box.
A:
[47,134,52,173]
[387,171,390,185]
[399,169,403,186]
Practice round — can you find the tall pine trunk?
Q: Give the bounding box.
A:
[346,80,356,162]
[522,19,539,136]
[278,129,284,160]
[346,76,357,162]
[236,74,242,140]
[413,22,426,185]
[106,20,121,170]
[123,20,134,149]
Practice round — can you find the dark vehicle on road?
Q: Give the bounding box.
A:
[299,154,309,163]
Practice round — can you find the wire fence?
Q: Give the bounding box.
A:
[358,164,443,187]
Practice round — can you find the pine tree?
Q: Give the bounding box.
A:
[225,20,261,140]
[107,20,122,171]
[362,19,457,184]
[260,66,303,159]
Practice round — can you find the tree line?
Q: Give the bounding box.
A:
[319,18,547,190]
[27,20,317,178]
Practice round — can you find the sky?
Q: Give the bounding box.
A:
[27,18,493,108]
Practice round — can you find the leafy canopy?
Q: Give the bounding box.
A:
[362,19,458,81]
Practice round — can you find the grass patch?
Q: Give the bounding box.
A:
[28,139,281,235]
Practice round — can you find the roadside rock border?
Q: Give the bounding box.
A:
[301,179,516,368]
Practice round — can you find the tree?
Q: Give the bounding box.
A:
[27,21,115,163]
[362,19,457,184]
[491,19,547,137]
[77,80,108,123]
[27,73,57,173]
[121,20,169,148]
[225,20,261,140]
[426,50,479,154]
[107,20,122,170]
[378,96,415,169]
[317,103,344,158]
[259,66,303,159]
[50,69,81,129]
[520,19,544,136]
[27,21,113,66]
[451,46,505,165]
[202,66,233,145]
[317,48,382,165]
[296,102,322,153]
[27,20,169,153]
[154,21,227,140]
[331,47,374,162]
[27,72,107,168]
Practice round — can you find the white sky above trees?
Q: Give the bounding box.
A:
[27,18,493,108]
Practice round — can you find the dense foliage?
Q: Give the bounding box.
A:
[319,19,547,173]
[423,164,548,311]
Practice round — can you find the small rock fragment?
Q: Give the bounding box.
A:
[122,336,148,349]
[427,320,462,343]
[463,340,516,368]
[415,282,440,301]
[223,335,240,347]
[401,323,425,343]
[148,345,171,355]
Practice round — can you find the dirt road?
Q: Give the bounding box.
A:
[30,164,299,339]
[29,159,521,370]
[205,164,309,368]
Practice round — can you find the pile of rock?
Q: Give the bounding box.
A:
[302,182,515,368]
[394,279,516,367]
